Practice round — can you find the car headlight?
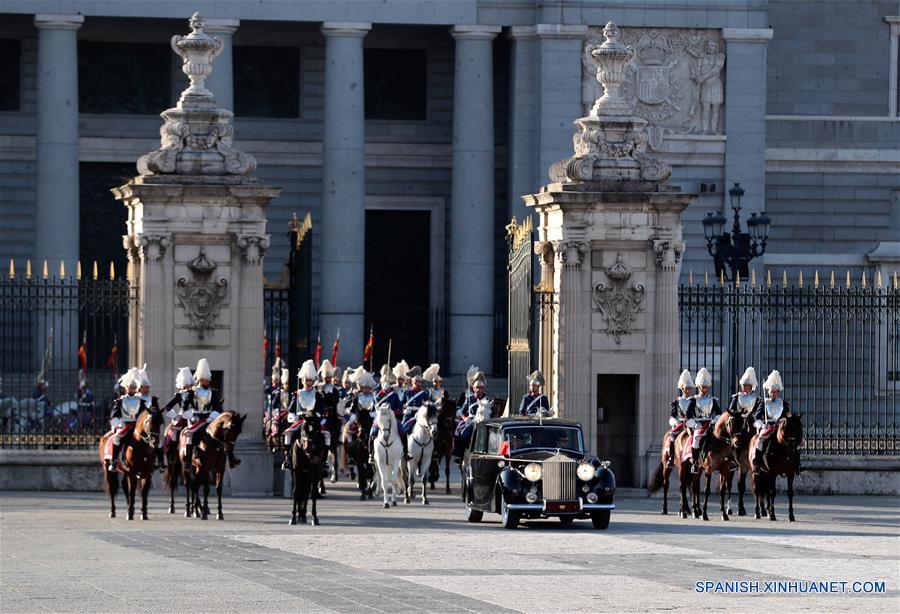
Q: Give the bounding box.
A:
[523,462,542,482]
[586,492,598,503]
[577,463,596,481]
[525,492,539,503]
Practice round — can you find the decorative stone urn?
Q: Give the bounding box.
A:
[114,14,280,496]
[524,23,697,487]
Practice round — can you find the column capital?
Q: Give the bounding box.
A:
[34,14,84,30]
[321,22,372,37]
[203,18,240,34]
[721,28,774,43]
[886,16,900,36]
[508,26,538,41]
[450,24,501,40]
[535,24,589,39]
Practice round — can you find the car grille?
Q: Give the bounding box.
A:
[543,454,576,500]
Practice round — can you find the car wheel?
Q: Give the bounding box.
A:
[591,511,610,530]
[559,516,574,526]
[464,488,483,523]
[500,498,519,530]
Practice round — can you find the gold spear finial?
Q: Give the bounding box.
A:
[92,261,99,280]
[861,270,867,288]
[109,262,116,280]
[8,258,13,278]
[42,260,48,279]
[894,271,898,289]
[877,270,883,288]
[846,270,851,288]
[798,270,803,288]
[830,270,835,289]
[751,269,757,287]
[76,261,82,280]
[704,271,709,287]
[782,270,787,287]
[814,270,819,289]
[59,261,65,278]
[767,270,772,287]
[719,269,725,286]
[735,270,741,286]
[689,270,693,286]
[26,260,32,279]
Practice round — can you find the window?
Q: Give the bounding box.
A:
[473,425,489,454]
[487,427,502,454]
[364,49,427,120]
[0,39,20,111]
[78,42,171,114]
[79,162,132,272]
[233,45,300,118]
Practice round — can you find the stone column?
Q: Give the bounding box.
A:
[555,240,590,438]
[449,25,500,374]
[320,22,371,362]
[536,24,588,186]
[722,28,773,215]
[203,18,239,112]
[34,14,84,268]
[507,26,539,223]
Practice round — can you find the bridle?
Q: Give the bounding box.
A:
[139,411,161,447]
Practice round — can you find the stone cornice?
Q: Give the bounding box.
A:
[536,24,589,39]
[508,26,538,41]
[886,16,900,36]
[320,22,372,37]
[721,27,773,42]
[203,18,240,34]
[34,14,84,30]
[450,24,501,40]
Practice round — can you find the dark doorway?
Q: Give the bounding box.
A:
[364,210,430,368]
[596,374,638,487]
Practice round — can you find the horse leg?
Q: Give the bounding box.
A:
[141,476,152,520]
[753,473,763,519]
[126,475,137,521]
[421,450,431,505]
[701,471,711,521]
[201,478,209,520]
[167,467,176,514]
[725,470,733,515]
[661,464,670,515]
[289,467,298,525]
[444,453,452,494]
[787,472,796,522]
[107,469,119,518]
[768,481,777,521]
[300,472,310,524]
[404,455,413,504]
[678,465,689,518]
[738,469,748,516]
[310,472,319,526]
[719,472,729,521]
[330,446,338,483]
[216,472,224,520]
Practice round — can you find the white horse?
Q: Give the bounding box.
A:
[474,398,493,424]
[373,403,404,509]
[406,403,439,505]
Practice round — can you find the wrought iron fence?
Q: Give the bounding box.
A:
[1,266,136,448]
[679,275,900,455]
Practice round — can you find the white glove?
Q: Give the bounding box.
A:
[348,414,357,425]
[686,419,697,429]
[284,434,291,446]
[287,413,297,423]
[210,411,220,420]
[323,432,331,447]
[754,419,764,429]
[668,417,677,427]
[110,417,123,428]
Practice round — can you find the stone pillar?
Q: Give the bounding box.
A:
[507,26,539,223]
[555,239,590,442]
[33,14,84,267]
[449,24,500,374]
[722,28,773,215]
[536,24,588,186]
[320,22,370,362]
[114,14,280,496]
[203,18,239,112]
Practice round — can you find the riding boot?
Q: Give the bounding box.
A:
[752,449,762,475]
[666,439,675,468]
[107,442,120,472]
[281,449,291,471]
[228,451,242,468]
[690,447,700,473]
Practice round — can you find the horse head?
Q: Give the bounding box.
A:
[420,402,439,436]
[215,411,246,457]
[375,403,395,441]
[137,408,164,449]
[474,399,492,423]
[778,411,803,450]
[300,418,324,459]
[723,409,746,448]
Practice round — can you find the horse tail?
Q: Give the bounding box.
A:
[647,461,665,495]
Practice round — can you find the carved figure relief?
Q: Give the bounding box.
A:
[582,27,725,139]
[592,253,645,344]
[175,248,228,340]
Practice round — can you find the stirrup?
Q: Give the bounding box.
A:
[281,460,291,471]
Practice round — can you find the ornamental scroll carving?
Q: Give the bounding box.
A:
[236,234,270,265]
[175,248,228,340]
[592,253,645,344]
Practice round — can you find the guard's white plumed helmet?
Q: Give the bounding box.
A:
[194,358,212,381]
[423,363,440,383]
[118,367,142,389]
[281,368,290,383]
[738,367,758,391]
[138,363,151,388]
[357,371,377,389]
[318,359,335,378]
[332,366,342,382]
[695,367,712,388]
[677,369,693,390]
[392,360,410,379]
[528,370,545,387]
[763,370,783,392]
[298,359,317,382]
[466,365,481,386]
[175,367,195,389]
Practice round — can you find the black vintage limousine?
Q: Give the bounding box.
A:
[461,417,616,529]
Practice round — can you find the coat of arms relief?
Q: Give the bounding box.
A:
[582,28,725,146]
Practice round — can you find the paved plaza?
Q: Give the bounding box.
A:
[1,475,897,613]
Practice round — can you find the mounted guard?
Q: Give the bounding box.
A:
[282,360,328,470]
[686,367,721,473]
[518,370,551,417]
[105,367,143,472]
[752,370,798,474]
[136,365,163,469]
[666,369,695,468]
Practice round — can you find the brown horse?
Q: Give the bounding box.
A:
[428,398,457,494]
[692,412,739,521]
[750,412,803,521]
[162,417,187,515]
[725,410,754,517]
[97,408,163,520]
[182,411,246,520]
[647,427,692,518]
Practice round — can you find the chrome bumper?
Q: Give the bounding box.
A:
[505,502,616,512]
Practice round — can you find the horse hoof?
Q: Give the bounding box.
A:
[391,501,397,507]
[423,500,429,506]
[168,506,175,514]
[445,488,451,495]
[404,498,411,505]
[185,511,191,518]
[660,509,668,515]
[300,515,308,524]
[702,513,709,521]
[789,515,796,522]
[359,494,366,501]
[430,483,435,491]
[217,513,224,521]
[722,514,729,521]
[289,517,296,525]
[681,512,688,519]
[142,513,149,521]
[330,477,337,484]
[738,509,747,517]
[769,515,776,521]
[312,517,320,526]
[383,503,390,509]
[109,511,116,518]
[755,513,761,520]
[127,514,134,521]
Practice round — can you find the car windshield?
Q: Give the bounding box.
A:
[504,426,583,453]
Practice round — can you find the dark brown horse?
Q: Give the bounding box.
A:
[725,410,754,517]
[648,427,692,517]
[750,412,803,521]
[692,412,738,521]
[182,411,246,520]
[343,407,375,500]
[428,398,457,494]
[98,408,163,520]
[290,418,325,525]
[162,417,187,515]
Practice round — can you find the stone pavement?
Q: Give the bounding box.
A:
[1,474,897,613]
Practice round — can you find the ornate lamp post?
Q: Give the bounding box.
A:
[702,183,771,280]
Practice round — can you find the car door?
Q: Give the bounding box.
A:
[472,425,503,508]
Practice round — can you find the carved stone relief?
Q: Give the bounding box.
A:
[582,27,725,139]
[592,253,645,344]
[175,248,228,340]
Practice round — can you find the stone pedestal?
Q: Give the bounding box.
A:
[113,14,281,496]
[524,23,697,486]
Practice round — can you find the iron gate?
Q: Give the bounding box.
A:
[679,273,900,455]
[506,216,533,414]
